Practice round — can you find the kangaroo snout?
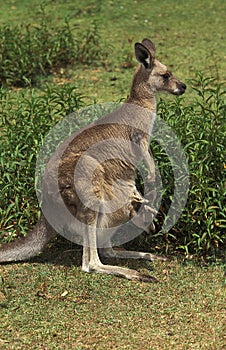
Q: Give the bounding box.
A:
[174,82,186,95]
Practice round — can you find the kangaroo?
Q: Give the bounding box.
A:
[0,38,186,282]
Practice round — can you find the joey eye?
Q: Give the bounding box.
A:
[162,73,170,79]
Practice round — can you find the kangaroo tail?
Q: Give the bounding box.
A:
[0,215,57,263]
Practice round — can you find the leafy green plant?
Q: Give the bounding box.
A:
[0,73,225,258]
[0,6,107,87]
[76,21,110,65]
[149,72,226,257]
[0,18,77,87]
[0,84,84,241]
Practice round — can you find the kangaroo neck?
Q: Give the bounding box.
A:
[126,95,156,111]
[126,64,157,111]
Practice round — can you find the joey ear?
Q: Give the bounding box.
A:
[135,43,154,69]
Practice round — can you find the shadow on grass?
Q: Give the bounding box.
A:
[30,236,83,267]
[9,235,158,272]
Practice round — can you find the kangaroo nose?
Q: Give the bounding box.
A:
[181,83,186,90]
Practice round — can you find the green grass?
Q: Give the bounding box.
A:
[0,0,226,349]
[0,243,225,349]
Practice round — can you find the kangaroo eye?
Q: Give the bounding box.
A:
[162,73,170,79]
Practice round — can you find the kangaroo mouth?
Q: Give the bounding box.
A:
[173,83,187,95]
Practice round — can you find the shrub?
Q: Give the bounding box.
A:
[0,11,107,87]
[0,84,84,241]
[76,21,109,65]
[0,73,225,259]
[0,18,77,87]
[150,72,226,257]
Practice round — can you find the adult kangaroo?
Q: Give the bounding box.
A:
[0,39,186,282]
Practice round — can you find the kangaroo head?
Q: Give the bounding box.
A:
[130,38,186,102]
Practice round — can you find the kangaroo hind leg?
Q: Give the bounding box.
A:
[81,223,158,283]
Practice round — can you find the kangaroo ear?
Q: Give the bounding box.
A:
[135,42,154,69]
[141,38,156,58]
